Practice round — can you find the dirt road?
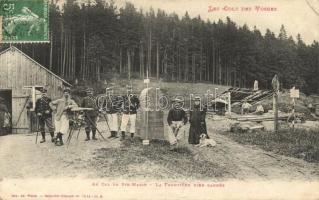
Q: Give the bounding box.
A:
[0,119,318,180]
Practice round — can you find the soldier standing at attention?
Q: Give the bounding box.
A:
[35,88,55,143]
[120,85,140,141]
[81,88,99,141]
[106,94,121,138]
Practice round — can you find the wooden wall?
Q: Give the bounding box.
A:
[0,47,69,133]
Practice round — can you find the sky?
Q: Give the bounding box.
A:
[56,0,319,44]
[113,0,319,44]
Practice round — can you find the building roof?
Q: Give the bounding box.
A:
[0,46,72,86]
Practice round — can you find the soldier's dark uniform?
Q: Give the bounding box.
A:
[81,88,99,141]
[35,89,55,143]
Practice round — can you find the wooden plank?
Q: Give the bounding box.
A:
[5,50,9,88]
[12,97,29,131]
[8,50,13,88]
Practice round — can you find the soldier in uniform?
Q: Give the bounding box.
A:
[35,88,55,143]
[167,98,188,150]
[105,94,121,138]
[120,86,140,141]
[81,88,99,141]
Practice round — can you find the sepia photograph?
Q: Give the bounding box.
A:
[0,0,319,199]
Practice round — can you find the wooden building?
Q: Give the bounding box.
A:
[0,46,71,134]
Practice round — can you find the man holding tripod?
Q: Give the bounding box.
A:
[35,88,55,143]
[49,88,78,146]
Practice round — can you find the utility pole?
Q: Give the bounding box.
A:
[272,74,280,133]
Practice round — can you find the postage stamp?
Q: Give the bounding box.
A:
[0,0,49,43]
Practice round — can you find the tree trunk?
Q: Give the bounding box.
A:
[178,47,181,82]
[139,42,143,78]
[156,41,159,80]
[200,43,203,82]
[60,23,64,76]
[212,42,215,84]
[62,30,67,78]
[97,59,101,81]
[119,47,122,74]
[218,50,222,85]
[192,54,195,83]
[184,47,188,81]
[49,32,53,71]
[127,49,131,80]
[148,30,152,78]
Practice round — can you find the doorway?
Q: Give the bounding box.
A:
[0,90,12,135]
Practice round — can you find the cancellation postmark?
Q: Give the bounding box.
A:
[0,0,49,43]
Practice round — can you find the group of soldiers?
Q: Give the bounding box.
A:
[35,86,209,150]
[35,86,140,146]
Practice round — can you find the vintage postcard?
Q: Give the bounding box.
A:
[0,0,319,199]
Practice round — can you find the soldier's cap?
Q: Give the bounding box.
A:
[40,88,47,93]
[173,98,183,102]
[126,85,133,89]
[86,87,94,92]
[63,88,71,93]
[193,96,201,101]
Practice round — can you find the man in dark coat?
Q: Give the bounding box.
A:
[167,98,188,150]
[188,96,208,145]
[35,88,55,143]
[81,88,99,141]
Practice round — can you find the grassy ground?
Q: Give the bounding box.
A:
[90,139,227,180]
[220,128,319,163]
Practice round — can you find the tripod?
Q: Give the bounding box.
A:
[99,112,112,134]
[66,116,84,147]
[66,110,107,147]
[35,115,43,144]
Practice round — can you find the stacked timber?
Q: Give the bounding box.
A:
[230,121,265,133]
[229,113,289,122]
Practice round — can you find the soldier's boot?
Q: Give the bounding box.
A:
[54,132,59,145]
[59,133,64,146]
[108,131,114,138]
[55,133,63,146]
[120,131,125,141]
[40,132,46,143]
[92,130,97,140]
[50,132,55,143]
[85,131,90,141]
[114,131,119,138]
[130,133,134,142]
